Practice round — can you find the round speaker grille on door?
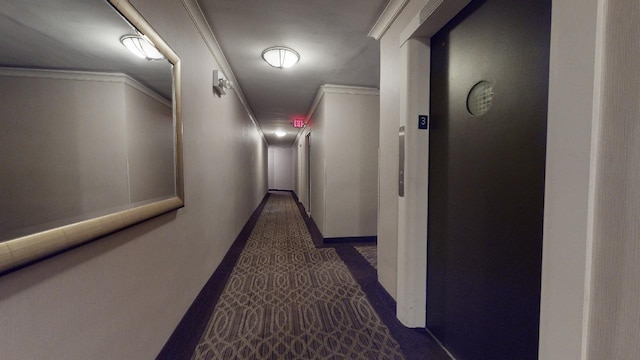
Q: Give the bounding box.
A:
[467,81,494,115]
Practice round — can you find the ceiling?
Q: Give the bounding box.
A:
[0,0,387,147]
[198,0,388,147]
[0,0,173,100]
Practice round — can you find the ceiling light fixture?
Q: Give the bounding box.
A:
[262,46,300,69]
[275,130,287,137]
[120,34,165,61]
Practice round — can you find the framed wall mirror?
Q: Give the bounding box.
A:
[0,0,184,274]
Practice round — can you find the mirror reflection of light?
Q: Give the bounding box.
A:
[120,34,165,60]
[275,130,287,137]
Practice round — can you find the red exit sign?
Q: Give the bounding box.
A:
[293,119,305,128]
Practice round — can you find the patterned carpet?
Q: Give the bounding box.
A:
[354,246,377,270]
[191,192,404,359]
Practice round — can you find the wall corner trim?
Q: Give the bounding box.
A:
[179,0,267,145]
[368,0,410,40]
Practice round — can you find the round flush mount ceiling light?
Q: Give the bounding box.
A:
[120,34,165,61]
[275,130,287,137]
[262,46,300,69]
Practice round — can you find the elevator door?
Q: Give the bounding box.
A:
[426,0,551,359]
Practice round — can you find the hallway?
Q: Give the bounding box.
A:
[1,0,638,358]
[161,192,450,359]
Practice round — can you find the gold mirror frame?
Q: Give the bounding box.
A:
[0,0,184,275]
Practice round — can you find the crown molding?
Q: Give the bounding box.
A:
[309,85,379,118]
[0,67,128,82]
[0,67,170,107]
[399,0,470,44]
[180,0,267,145]
[123,76,172,107]
[368,0,409,40]
[320,84,380,96]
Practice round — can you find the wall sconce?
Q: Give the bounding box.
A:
[213,70,233,96]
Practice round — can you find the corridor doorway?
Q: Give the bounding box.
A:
[426,0,551,358]
[305,132,311,213]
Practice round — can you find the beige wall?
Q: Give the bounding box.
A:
[0,0,267,359]
[268,147,294,190]
[294,87,379,238]
[0,72,173,241]
[0,73,129,241]
[588,0,640,358]
[125,84,175,204]
[323,92,379,238]
[309,96,327,233]
[539,0,604,357]
[378,0,429,300]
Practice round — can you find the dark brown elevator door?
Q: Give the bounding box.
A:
[426,0,550,359]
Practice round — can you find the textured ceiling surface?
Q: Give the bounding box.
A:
[0,0,173,99]
[198,0,387,146]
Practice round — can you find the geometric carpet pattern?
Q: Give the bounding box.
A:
[354,245,377,270]
[191,192,405,359]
